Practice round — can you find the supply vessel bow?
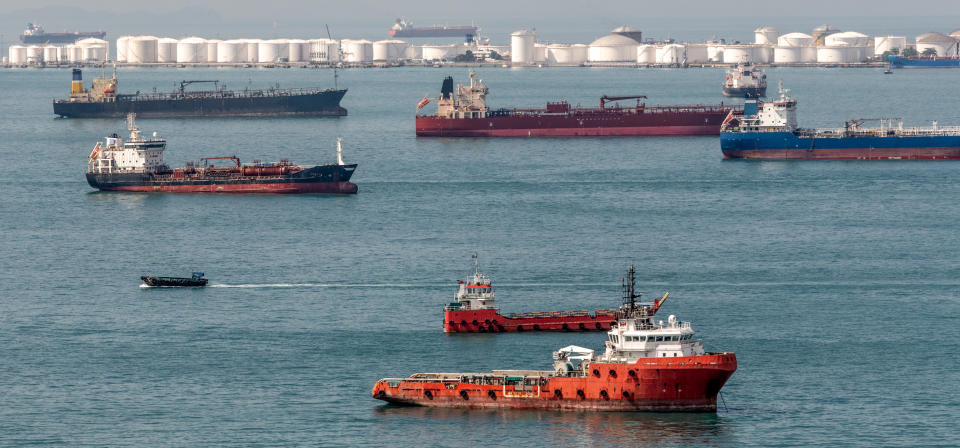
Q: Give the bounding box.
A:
[416,71,739,137]
[443,253,618,333]
[86,114,358,194]
[375,265,737,411]
[721,83,960,159]
[55,69,347,118]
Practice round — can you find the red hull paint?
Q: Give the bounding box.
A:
[417,124,721,137]
[724,148,960,160]
[373,353,737,412]
[444,308,617,333]
[97,181,358,194]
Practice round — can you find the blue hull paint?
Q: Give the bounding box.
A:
[889,56,960,68]
[721,132,960,159]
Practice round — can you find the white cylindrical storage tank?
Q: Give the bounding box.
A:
[66,45,82,63]
[534,43,547,63]
[373,40,392,61]
[216,40,243,63]
[637,44,656,63]
[774,46,801,63]
[817,46,856,63]
[128,36,159,63]
[243,39,260,62]
[874,36,906,55]
[177,37,206,63]
[684,44,709,63]
[707,45,724,62]
[588,34,638,62]
[257,40,281,63]
[656,44,683,64]
[800,46,817,62]
[115,36,131,62]
[754,26,779,45]
[288,39,307,62]
[723,45,755,63]
[511,29,536,64]
[405,44,423,60]
[205,39,220,62]
[342,39,372,63]
[42,45,58,63]
[270,39,290,61]
[756,46,774,63]
[81,45,107,62]
[307,39,337,62]
[8,45,27,64]
[546,44,587,65]
[777,32,814,47]
[916,32,959,57]
[825,31,869,47]
[421,44,453,61]
[158,38,177,62]
[390,40,408,61]
[56,46,67,62]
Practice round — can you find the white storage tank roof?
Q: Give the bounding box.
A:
[588,34,638,62]
[916,32,959,57]
[754,25,779,45]
[825,31,868,47]
[917,32,956,43]
[778,32,814,47]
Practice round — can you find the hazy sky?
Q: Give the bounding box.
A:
[3,1,958,45]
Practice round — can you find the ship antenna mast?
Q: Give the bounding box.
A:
[473,252,480,277]
[622,264,640,311]
[326,24,339,90]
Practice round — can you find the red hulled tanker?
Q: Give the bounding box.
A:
[374,266,737,411]
[416,71,740,137]
[86,115,357,194]
[443,254,618,333]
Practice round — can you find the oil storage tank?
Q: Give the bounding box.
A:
[656,44,683,63]
[288,39,307,62]
[8,45,27,64]
[778,32,814,47]
[546,44,587,65]
[115,36,132,62]
[158,38,177,62]
[257,39,281,63]
[511,29,535,64]
[754,26,779,45]
[177,37,207,63]
[916,32,959,57]
[588,34,638,62]
[217,40,244,63]
[128,36,158,63]
[874,36,906,55]
[43,45,58,63]
[205,39,220,62]
[342,39,372,62]
[723,45,755,63]
[637,44,656,63]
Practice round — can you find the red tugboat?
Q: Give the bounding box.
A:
[86,114,357,194]
[374,266,737,411]
[443,254,618,333]
[416,71,740,137]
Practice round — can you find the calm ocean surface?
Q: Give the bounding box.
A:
[1,65,958,447]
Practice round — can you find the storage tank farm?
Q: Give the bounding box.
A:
[874,36,906,56]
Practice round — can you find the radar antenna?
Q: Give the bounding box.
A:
[622,264,641,311]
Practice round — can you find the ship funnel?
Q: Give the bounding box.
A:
[71,68,84,94]
[336,138,344,165]
[441,76,454,100]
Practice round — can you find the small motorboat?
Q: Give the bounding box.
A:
[141,272,208,287]
[883,68,893,74]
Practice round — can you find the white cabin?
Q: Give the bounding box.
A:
[88,114,167,174]
[433,70,489,119]
[449,253,496,310]
[739,83,799,132]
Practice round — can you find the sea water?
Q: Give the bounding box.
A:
[0,65,958,446]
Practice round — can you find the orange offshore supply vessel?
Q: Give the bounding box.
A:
[443,254,618,333]
[374,266,737,411]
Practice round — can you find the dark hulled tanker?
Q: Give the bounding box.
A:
[55,69,347,118]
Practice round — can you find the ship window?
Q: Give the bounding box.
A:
[655,336,663,342]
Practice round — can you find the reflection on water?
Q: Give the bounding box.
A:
[372,405,733,447]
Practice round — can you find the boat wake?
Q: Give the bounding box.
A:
[208,283,447,289]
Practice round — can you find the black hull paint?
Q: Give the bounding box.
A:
[86,164,357,193]
[55,89,347,118]
[722,86,767,98]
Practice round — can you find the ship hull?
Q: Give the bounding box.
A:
[86,164,358,194]
[416,109,732,137]
[141,276,207,287]
[722,86,766,98]
[22,31,105,44]
[390,28,477,38]
[372,353,737,412]
[444,308,617,333]
[889,56,960,68]
[55,89,347,118]
[722,131,960,160]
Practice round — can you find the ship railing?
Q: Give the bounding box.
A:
[118,87,333,102]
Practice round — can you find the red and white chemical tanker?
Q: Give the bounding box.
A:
[374,266,737,411]
[86,114,357,194]
[415,71,739,137]
[443,254,618,333]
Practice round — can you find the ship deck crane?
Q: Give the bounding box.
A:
[600,95,647,109]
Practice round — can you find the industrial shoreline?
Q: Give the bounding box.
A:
[2,61,889,69]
